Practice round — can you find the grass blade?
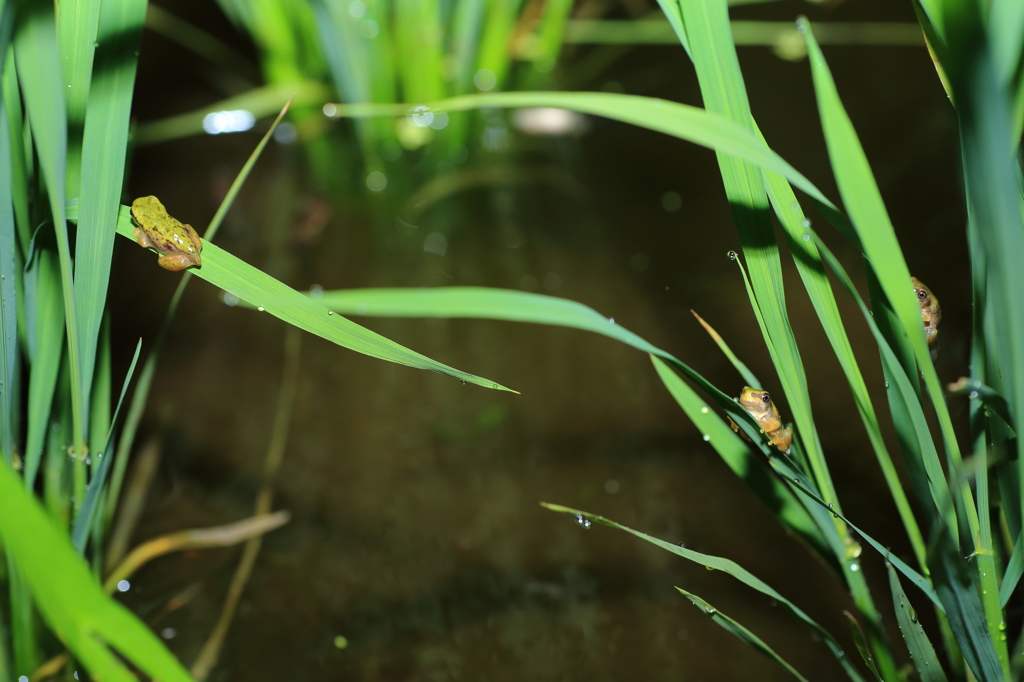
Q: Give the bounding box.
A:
[474,0,524,90]
[762,155,926,571]
[134,80,330,145]
[327,91,836,208]
[542,502,864,681]
[943,8,1024,673]
[56,0,100,199]
[690,310,760,389]
[812,236,952,535]
[0,6,15,471]
[69,204,512,392]
[71,339,141,554]
[314,286,773,436]
[22,249,64,489]
[842,612,883,682]
[801,16,972,531]
[312,285,841,556]
[1000,532,1022,608]
[929,535,1004,681]
[0,456,191,681]
[15,1,86,462]
[104,511,290,593]
[675,588,810,682]
[73,0,146,422]
[888,563,948,682]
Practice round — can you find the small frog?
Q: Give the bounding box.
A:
[911,276,941,346]
[130,196,202,271]
[729,386,792,454]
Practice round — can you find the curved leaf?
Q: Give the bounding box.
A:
[65,204,513,392]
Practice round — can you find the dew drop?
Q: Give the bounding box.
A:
[700,405,709,414]
[849,562,860,572]
[726,250,738,261]
[702,434,711,442]
[608,318,615,324]
[257,306,265,312]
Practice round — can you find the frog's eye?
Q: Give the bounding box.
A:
[760,393,771,403]
[916,289,928,300]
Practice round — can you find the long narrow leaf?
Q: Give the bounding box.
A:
[675,588,811,682]
[312,286,839,556]
[72,340,142,554]
[887,563,948,682]
[67,204,511,392]
[761,151,926,571]
[327,91,836,208]
[74,0,146,419]
[801,19,975,540]
[0,456,191,681]
[543,502,864,681]
[23,248,64,489]
[15,1,86,457]
[0,0,15,470]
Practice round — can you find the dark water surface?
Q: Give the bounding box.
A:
[112,1,967,680]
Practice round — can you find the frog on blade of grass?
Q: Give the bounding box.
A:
[130,195,203,271]
[729,386,792,454]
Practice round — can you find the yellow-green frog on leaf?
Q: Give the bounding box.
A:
[729,386,793,454]
[130,196,203,271]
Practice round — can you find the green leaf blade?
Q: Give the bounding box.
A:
[102,208,513,392]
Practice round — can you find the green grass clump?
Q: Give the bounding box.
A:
[311,1,1024,679]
